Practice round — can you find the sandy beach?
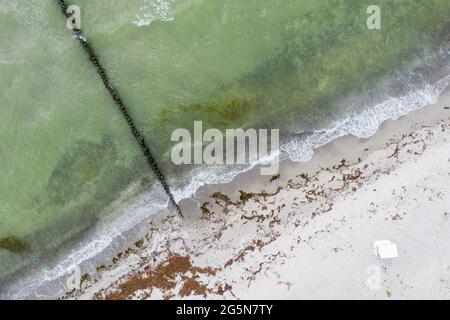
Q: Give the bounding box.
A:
[63,87,450,300]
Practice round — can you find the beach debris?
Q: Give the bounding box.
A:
[56,0,183,219]
[299,173,310,182]
[373,240,398,259]
[239,187,283,204]
[200,202,214,220]
[95,254,219,300]
[277,281,292,290]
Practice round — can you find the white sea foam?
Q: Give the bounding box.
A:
[171,72,450,202]
[132,0,175,27]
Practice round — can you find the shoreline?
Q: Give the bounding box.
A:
[6,75,448,299]
[62,87,450,299]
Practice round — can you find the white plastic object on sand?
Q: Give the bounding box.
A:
[373,240,398,259]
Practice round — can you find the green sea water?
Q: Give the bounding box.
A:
[0,0,155,286]
[0,0,449,296]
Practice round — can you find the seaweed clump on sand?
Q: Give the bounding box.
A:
[0,236,28,253]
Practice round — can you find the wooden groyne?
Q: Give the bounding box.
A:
[57,0,183,218]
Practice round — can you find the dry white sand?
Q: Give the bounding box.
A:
[65,88,450,300]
